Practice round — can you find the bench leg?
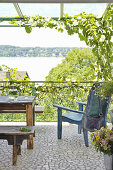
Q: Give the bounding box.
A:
[27,134,33,149]
[33,131,35,137]
[13,136,17,166]
[17,145,21,155]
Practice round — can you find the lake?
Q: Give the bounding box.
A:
[0,57,64,81]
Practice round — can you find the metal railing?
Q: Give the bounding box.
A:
[0,81,97,122]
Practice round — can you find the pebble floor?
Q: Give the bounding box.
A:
[0,122,106,170]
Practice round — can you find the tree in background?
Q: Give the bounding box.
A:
[46,48,96,82]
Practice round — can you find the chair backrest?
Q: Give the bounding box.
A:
[85,83,110,119]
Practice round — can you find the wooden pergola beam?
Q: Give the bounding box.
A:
[13,3,23,17]
[60,3,64,18]
[0,0,112,3]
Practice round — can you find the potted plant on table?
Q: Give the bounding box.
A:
[91,127,113,170]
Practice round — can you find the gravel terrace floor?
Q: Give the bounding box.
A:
[0,122,108,170]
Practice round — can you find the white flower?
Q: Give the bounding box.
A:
[28,17,34,24]
[31,21,37,27]
[103,30,106,34]
[57,23,65,30]
[77,16,81,20]
[46,17,51,22]
[73,20,78,26]
[49,20,57,25]
[96,21,100,27]
[99,35,105,42]
[66,78,70,81]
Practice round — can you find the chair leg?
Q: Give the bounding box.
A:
[78,124,82,134]
[83,128,89,147]
[58,108,62,139]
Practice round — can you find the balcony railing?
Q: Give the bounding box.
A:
[0,81,98,122]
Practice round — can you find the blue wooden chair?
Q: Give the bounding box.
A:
[53,83,110,147]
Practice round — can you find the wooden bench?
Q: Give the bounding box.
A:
[0,126,34,165]
[35,105,44,113]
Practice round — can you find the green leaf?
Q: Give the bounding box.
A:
[20,127,31,132]
[78,33,85,41]
[25,26,32,33]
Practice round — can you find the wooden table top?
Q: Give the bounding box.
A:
[0,126,34,135]
[0,96,35,104]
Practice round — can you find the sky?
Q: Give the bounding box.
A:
[0,27,88,48]
[0,3,107,48]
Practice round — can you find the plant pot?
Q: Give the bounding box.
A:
[104,154,113,170]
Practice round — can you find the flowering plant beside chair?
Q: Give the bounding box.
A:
[91,126,113,156]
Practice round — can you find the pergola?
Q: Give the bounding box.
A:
[0,0,112,28]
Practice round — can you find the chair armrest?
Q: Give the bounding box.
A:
[76,101,87,106]
[53,104,85,114]
[76,101,87,111]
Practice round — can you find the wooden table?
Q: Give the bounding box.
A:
[0,96,35,149]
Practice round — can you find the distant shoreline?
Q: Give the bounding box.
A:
[0,45,87,58]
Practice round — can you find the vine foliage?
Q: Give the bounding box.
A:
[0,4,112,80]
[7,4,113,81]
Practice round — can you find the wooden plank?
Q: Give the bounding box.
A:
[0,105,44,113]
[35,106,44,113]
[0,104,26,111]
[0,110,26,113]
[17,145,21,155]
[0,96,35,104]
[0,0,112,3]
[26,104,33,126]
[26,104,34,149]
[13,136,17,166]
[0,126,34,135]
[27,134,33,149]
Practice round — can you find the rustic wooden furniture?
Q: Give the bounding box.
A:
[0,96,35,149]
[0,126,34,165]
[0,97,44,123]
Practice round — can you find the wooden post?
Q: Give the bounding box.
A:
[26,104,33,149]
[33,106,35,126]
[26,104,33,126]
[27,135,33,149]
[13,136,17,165]
[17,145,21,155]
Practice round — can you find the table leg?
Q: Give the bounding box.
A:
[33,106,35,137]
[33,106,35,126]
[13,136,17,166]
[27,135,33,149]
[26,104,33,149]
